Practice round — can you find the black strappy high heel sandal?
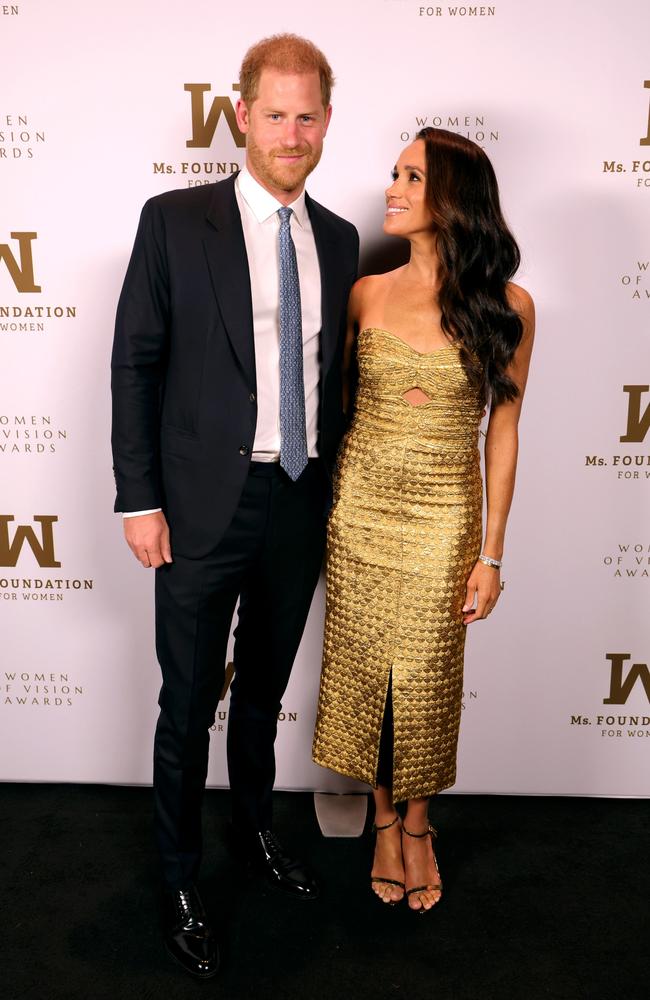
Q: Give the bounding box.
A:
[402,823,442,914]
[370,814,405,905]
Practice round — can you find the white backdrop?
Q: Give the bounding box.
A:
[1,0,648,796]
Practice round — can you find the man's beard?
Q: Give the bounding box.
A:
[247,134,322,193]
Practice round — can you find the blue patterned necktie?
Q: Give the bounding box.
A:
[278,206,308,481]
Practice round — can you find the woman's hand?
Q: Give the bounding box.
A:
[462,560,502,625]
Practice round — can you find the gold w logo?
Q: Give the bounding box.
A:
[0,515,60,568]
[185,84,245,149]
[620,385,650,443]
[219,661,235,700]
[0,232,41,292]
[604,653,650,705]
[641,80,650,146]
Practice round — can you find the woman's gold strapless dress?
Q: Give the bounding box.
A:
[312,327,484,801]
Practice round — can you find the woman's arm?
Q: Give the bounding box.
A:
[462,283,535,624]
[341,277,366,414]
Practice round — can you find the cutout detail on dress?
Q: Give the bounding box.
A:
[402,387,432,407]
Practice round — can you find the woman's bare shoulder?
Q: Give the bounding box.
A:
[351,272,391,296]
[506,281,535,323]
[349,270,402,316]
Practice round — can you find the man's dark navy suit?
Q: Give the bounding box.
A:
[111,173,359,887]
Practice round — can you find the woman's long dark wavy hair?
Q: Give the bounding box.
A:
[415,127,523,405]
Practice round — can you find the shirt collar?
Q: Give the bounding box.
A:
[236,165,308,228]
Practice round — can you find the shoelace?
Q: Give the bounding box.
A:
[261,831,284,857]
[174,889,204,927]
[176,889,192,913]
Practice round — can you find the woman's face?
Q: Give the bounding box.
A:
[383,140,434,238]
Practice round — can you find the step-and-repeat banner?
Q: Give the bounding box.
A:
[2,1,648,796]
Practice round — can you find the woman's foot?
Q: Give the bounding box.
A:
[402,823,442,912]
[371,813,405,904]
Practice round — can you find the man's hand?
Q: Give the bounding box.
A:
[123,511,172,568]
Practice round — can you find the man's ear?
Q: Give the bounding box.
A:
[235,99,250,134]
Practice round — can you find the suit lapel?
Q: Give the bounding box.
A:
[307,195,345,379]
[202,179,346,394]
[203,174,256,392]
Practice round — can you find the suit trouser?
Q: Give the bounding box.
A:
[153,460,327,889]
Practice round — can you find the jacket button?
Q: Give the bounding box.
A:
[249,392,256,403]
[239,444,250,456]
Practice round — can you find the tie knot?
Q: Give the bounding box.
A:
[278,206,293,226]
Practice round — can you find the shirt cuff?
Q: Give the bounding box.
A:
[121,508,162,518]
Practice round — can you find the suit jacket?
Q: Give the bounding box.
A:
[111,173,359,558]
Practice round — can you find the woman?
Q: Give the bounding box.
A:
[312,127,535,912]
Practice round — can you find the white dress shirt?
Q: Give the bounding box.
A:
[123,167,322,517]
[236,166,322,461]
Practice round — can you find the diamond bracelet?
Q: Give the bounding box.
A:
[478,554,502,569]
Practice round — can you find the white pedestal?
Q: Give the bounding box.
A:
[313,792,368,838]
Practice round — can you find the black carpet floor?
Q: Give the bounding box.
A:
[1,785,647,1000]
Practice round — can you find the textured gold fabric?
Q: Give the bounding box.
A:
[312,327,484,801]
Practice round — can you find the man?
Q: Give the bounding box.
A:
[111,34,358,979]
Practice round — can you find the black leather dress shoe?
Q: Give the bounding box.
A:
[163,886,219,979]
[251,830,319,900]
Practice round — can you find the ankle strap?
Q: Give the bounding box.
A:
[372,813,401,832]
[402,823,437,839]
